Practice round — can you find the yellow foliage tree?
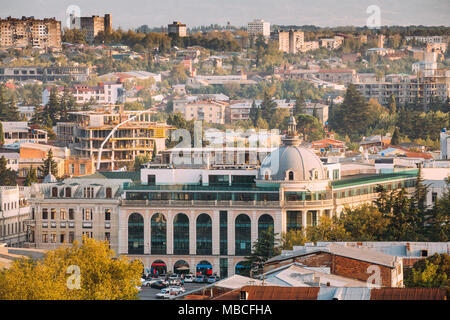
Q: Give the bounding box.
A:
[0,237,142,300]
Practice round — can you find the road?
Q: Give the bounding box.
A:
[138,282,209,300]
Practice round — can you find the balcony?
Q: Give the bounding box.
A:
[82,222,92,229]
[60,222,66,228]
[121,199,280,208]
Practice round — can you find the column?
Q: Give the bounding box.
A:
[189,211,196,255]
[227,211,235,256]
[166,210,173,255]
[228,258,235,276]
[212,210,220,255]
[118,208,128,255]
[212,257,220,275]
[274,211,282,244]
[190,257,196,275]
[251,211,258,246]
[144,211,150,255]
[302,210,307,233]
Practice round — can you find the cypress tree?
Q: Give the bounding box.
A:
[41,149,58,177]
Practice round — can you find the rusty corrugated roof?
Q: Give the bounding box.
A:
[214,286,320,300]
[370,288,447,300]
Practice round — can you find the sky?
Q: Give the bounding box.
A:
[1,0,449,30]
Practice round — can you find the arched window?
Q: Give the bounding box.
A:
[314,170,319,180]
[196,260,213,276]
[258,214,274,238]
[151,260,167,276]
[288,171,294,181]
[264,171,270,180]
[174,260,190,275]
[173,213,189,255]
[65,187,71,198]
[151,213,166,254]
[128,213,144,254]
[196,214,212,255]
[51,187,58,197]
[235,214,251,256]
[235,261,250,277]
[105,187,112,198]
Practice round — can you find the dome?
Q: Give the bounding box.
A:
[259,145,326,181]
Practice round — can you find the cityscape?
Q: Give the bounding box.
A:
[0,0,449,307]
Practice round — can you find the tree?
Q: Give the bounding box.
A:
[0,237,143,300]
[306,215,350,242]
[244,227,280,277]
[296,114,325,142]
[0,156,16,186]
[249,100,259,126]
[0,122,4,146]
[391,127,401,146]
[340,205,389,241]
[426,177,450,241]
[0,86,20,121]
[133,154,150,171]
[151,144,157,162]
[280,230,306,250]
[293,92,306,117]
[41,149,58,177]
[259,91,277,123]
[388,94,397,114]
[24,166,38,186]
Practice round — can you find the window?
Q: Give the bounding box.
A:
[432,192,438,203]
[105,187,112,199]
[105,232,110,242]
[421,250,428,257]
[42,232,48,243]
[288,171,294,181]
[83,208,92,221]
[69,209,75,220]
[69,164,75,175]
[148,175,156,185]
[83,187,94,198]
[80,164,86,175]
[105,209,111,221]
[51,187,58,197]
[60,209,67,220]
[42,208,48,220]
[51,208,56,220]
[60,233,65,243]
[65,187,71,198]
[69,232,75,243]
[51,233,57,243]
[82,232,93,238]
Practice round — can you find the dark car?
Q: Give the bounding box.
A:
[150,280,168,289]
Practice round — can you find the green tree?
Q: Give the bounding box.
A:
[0,237,143,300]
[249,100,259,126]
[388,94,397,114]
[40,149,58,177]
[259,91,277,123]
[340,205,389,241]
[293,92,306,117]
[391,127,401,146]
[133,154,150,171]
[0,156,16,186]
[280,230,306,250]
[244,227,280,277]
[24,166,38,186]
[0,122,4,146]
[306,215,350,242]
[426,177,450,241]
[151,144,157,162]
[296,114,325,142]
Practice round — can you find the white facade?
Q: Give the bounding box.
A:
[247,19,271,37]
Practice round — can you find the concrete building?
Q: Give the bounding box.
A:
[1,122,48,145]
[0,186,31,247]
[0,66,90,82]
[57,110,172,171]
[76,14,112,43]
[168,21,187,37]
[42,81,124,105]
[24,116,422,277]
[275,30,304,54]
[319,36,344,50]
[0,16,61,49]
[247,19,270,38]
[173,99,228,124]
[440,128,450,160]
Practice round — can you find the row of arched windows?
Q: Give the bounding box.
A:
[128,212,274,256]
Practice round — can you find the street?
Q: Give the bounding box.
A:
[138,282,209,300]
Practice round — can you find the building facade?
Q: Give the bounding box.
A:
[77,14,112,43]
[247,19,270,38]
[168,21,187,37]
[0,16,61,48]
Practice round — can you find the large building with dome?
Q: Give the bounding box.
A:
[25,114,419,278]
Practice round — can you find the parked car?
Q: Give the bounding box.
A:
[195,275,207,283]
[156,288,179,299]
[150,280,168,289]
[168,274,180,280]
[168,286,186,294]
[207,275,219,283]
[184,274,194,283]
[142,279,159,287]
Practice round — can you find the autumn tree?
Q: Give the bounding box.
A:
[0,237,143,300]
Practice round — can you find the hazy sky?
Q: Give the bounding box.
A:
[1,0,449,29]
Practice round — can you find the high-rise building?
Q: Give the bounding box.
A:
[247,19,270,37]
[0,16,61,49]
[74,14,112,43]
[168,21,187,37]
[275,30,304,54]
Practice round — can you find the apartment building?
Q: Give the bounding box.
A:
[405,35,448,44]
[168,21,187,37]
[1,122,48,145]
[275,30,304,54]
[319,36,344,50]
[173,99,228,124]
[0,66,90,82]
[247,19,270,37]
[57,110,172,171]
[42,81,124,105]
[353,71,450,107]
[0,186,31,247]
[75,14,112,43]
[0,16,61,49]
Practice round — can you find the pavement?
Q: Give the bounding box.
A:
[138,281,209,300]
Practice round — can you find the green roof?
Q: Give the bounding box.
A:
[75,171,141,182]
[331,170,418,189]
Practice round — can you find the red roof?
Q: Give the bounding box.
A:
[312,138,346,147]
[214,286,320,300]
[370,288,447,300]
[405,152,433,159]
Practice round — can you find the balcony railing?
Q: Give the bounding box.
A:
[121,199,280,208]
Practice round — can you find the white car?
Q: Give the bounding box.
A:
[184,274,194,283]
[156,288,179,299]
[142,279,158,287]
[168,286,186,294]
